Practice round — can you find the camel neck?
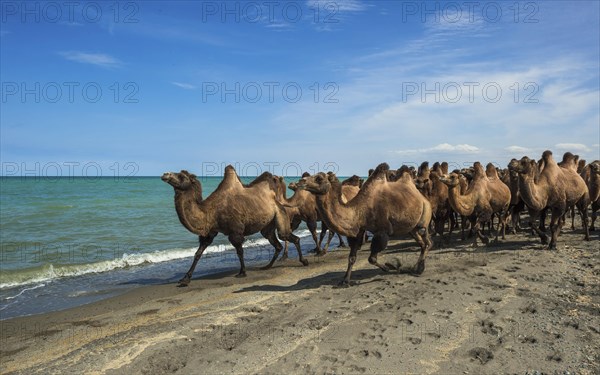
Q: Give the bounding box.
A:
[518,174,547,211]
[315,183,360,237]
[173,187,210,236]
[447,184,475,216]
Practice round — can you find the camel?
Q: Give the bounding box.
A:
[415,162,454,245]
[315,175,364,253]
[162,167,307,286]
[297,163,432,286]
[508,151,589,249]
[582,160,600,231]
[273,174,321,259]
[438,162,511,246]
[501,161,525,234]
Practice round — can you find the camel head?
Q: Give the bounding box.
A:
[438,173,461,188]
[161,170,199,190]
[590,161,600,175]
[510,156,538,177]
[288,181,298,191]
[541,150,554,164]
[296,172,331,195]
[341,175,362,187]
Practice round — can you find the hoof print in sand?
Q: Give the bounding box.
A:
[469,347,494,364]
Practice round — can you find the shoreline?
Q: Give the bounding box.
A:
[1,229,598,374]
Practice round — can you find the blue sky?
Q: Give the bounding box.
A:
[1,0,599,176]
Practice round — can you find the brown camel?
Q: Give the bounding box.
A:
[273,174,321,259]
[582,160,600,231]
[315,174,364,253]
[501,161,525,234]
[162,167,307,286]
[415,162,454,245]
[508,151,589,249]
[438,162,511,246]
[297,163,432,286]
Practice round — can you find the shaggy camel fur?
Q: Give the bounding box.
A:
[316,175,364,254]
[508,151,589,249]
[582,160,600,231]
[298,163,432,286]
[273,174,321,259]
[415,162,454,245]
[439,162,511,246]
[162,167,307,286]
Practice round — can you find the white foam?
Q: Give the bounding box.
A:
[0,230,312,290]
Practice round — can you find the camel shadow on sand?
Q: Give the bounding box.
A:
[232,265,424,294]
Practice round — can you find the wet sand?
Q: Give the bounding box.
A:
[1,223,599,375]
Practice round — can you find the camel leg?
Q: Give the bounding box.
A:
[539,208,547,232]
[447,213,455,244]
[228,233,247,277]
[337,234,347,248]
[548,207,565,250]
[473,213,490,247]
[340,232,364,286]
[179,233,217,287]
[570,206,576,230]
[280,241,289,261]
[577,199,590,241]
[285,232,308,267]
[591,202,599,231]
[318,222,328,250]
[261,226,284,270]
[528,209,548,245]
[320,229,335,255]
[307,220,321,253]
[367,233,391,272]
[410,226,432,275]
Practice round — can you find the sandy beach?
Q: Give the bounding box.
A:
[1,224,598,375]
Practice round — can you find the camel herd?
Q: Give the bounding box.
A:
[162,150,599,287]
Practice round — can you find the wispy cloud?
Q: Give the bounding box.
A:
[171,82,197,90]
[59,51,122,68]
[307,0,368,12]
[505,146,531,153]
[395,143,480,155]
[555,143,591,152]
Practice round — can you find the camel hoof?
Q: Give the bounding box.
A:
[316,250,327,257]
[336,280,352,288]
[384,262,398,271]
[260,264,273,270]
[177,279,190,287]
[235,272,247,278]
[301,259,309,266]
[338,243,347,248]
[278,254,289,262]
[413,261,425,275]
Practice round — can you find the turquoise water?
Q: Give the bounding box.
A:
[0,176,329,319]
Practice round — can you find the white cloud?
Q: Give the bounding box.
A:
[505,146,531,153]
[307,0,367,12]
[171,82,197,90]
[395,143,479,155]
[555,143,591,152]
[59,51,122,68]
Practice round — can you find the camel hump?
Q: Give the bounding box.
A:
[441,162,449,174]
[485,163,499,178]
[473,162,486,178]
[418,161,429,175]
[224,165,237,174]
[542,150,553,162]
[301,172,311,178]
[247,171,275,188]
